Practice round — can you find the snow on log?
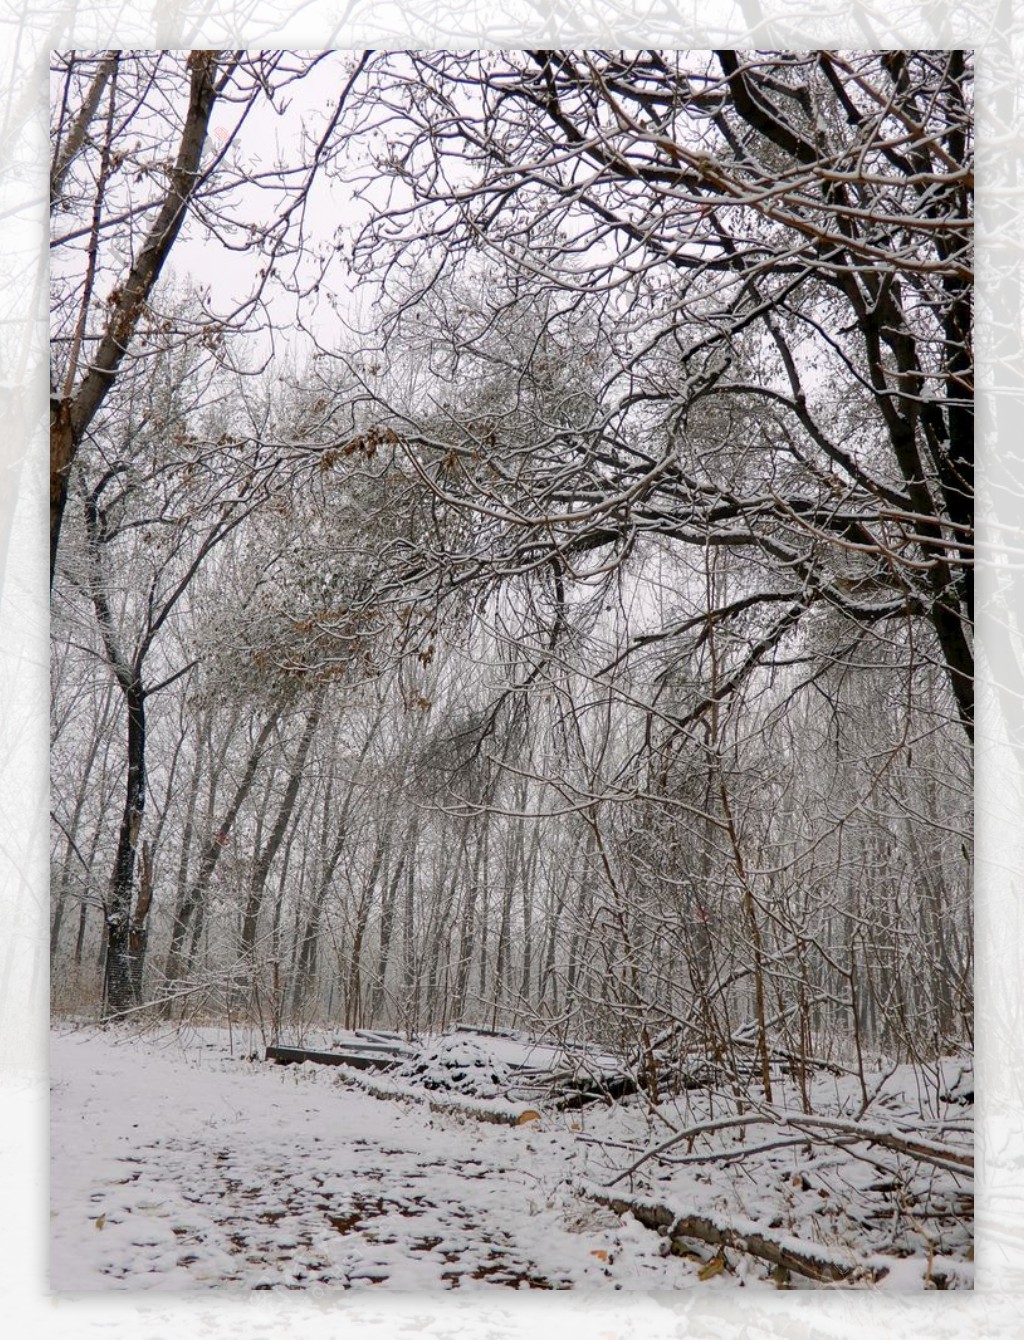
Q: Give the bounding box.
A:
[428,1096,542,1127]
[781,1112,973,1176]
[333,1064,541,1127]
[265,1044,407,1071]
[583,1185,886,1285]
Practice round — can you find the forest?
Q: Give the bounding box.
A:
[49,50,974,1289]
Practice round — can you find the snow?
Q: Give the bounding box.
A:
[393,1034,513,1097]
[335,1063,541,1126]
[50,1024,972,1292]
[51,1025,675,1291]
[312,1026,622,1086]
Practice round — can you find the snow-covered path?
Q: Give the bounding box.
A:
[50,1027,682,1292]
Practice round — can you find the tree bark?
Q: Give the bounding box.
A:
[102,677,146,1016]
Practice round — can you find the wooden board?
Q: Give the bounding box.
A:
[265,1045,404,1071]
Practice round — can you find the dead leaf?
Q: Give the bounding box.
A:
[94,1215,106,1231]
[698,1254,725,1280]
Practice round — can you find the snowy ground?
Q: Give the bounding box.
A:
[50,1024,972,1292]
[51,1025,677,1291]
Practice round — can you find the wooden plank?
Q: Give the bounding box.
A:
[265,1045,402,1071]
[323,1039,409,1055]
[354,1029,406,1045]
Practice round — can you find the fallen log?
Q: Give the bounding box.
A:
[555,1071,646,1110]
[585,1187,886,1286]
[428,1095,541,1127]
[353,1028,406,1046]
[333,1065,541,1127]
[265,1044,405,1071]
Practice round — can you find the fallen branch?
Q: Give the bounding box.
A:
[783,1112,973,1177]
[585,1186,886,1286]
[607,1108,972,1185]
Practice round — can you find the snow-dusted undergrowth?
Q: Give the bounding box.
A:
[50,1024,971,1291]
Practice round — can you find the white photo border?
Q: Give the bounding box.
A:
[4,4,1020,1335]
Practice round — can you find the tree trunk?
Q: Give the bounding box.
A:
[160,728,205,991]
[51,52,220,585]
[50,685,113,965]
[452,823,484,1022]
[345,815,396,1029]
[369,847,408,1024]
[291,697,388,1016]
[127,839,154,1004]
[102,679,146,1017]
[162,705,283,1000]
[292,817,346,1015]
[240,688,324,958]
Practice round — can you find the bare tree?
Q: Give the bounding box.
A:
[56,341,275,1015]
[50,49,369,586]
[339,50,973,740]
[47,51,972,1108]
